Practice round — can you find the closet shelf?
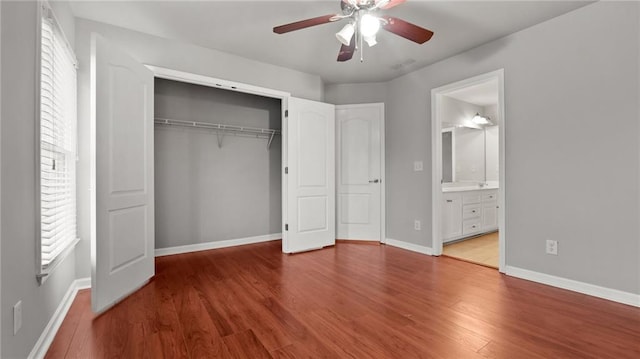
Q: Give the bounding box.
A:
[154,117,281,149]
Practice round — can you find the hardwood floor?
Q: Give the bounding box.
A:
[443,232,499,269]
[46,241,640,358]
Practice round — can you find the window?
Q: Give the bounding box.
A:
[37,3,78,280]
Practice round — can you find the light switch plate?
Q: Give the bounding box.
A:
[414,161,423,171]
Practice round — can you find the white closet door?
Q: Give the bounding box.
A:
[283,97,335,253]
[90,34,154,313]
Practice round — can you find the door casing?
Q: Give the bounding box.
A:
[430,69,506,272]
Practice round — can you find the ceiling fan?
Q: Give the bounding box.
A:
[273,0,434,62]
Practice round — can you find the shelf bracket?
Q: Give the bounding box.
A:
[216,131,224,148]
[267,132,276,149]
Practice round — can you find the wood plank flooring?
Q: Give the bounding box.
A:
[46,240,640,358]
[443,232,499,268]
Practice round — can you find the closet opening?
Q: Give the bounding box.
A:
[153,77,283,254]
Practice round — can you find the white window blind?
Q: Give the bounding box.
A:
[39,5,78,276]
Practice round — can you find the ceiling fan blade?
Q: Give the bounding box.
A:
[382,16,434,44]
[273,14,337,34]
[377,0,406,9]
[337,35,356,62]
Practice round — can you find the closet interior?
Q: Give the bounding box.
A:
[153,78,282,250]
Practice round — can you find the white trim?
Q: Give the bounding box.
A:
[146,65,290,100]
[430,69,506,273]
[384,238,433,255]
[0,1,3,353]
[155,233,282,257]
[28,278,91,359]
[506,266,640,308]
[335,103,386,243]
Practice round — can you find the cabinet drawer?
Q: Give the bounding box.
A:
[463,220,481,235]
[462,204,481,219]
[462,193,482,204]
[482,192,498,202]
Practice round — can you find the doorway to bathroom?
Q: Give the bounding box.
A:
[431,70,505,271]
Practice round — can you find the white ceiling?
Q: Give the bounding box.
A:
[69,0,592,84]
[445,79,498,107]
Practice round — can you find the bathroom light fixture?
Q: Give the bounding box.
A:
[471,113,491,125]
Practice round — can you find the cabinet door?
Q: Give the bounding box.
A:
[442,194,462,241]
[482,203,499,231]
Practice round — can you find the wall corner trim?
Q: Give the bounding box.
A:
[28,277,92,359]
[505,266,640,308]
[384,238,434,256]
[154,233,283,257]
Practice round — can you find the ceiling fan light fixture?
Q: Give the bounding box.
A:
[336,23,355,46]
[376,0,390,8]
[360,13,381,37]
[364,34,377,47]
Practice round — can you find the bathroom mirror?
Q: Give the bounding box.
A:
[442,121,498,184]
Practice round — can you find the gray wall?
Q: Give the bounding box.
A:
[154,79,281,249]
[324,82,387,105]
[385,1,639,294]
[74,19,323,277]
[1,2,78,358]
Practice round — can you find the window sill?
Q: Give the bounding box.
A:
[37,237,81,285]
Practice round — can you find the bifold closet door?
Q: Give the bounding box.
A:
[283,98,335,253]
[90,34,155,313]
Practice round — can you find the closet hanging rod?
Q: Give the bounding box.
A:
[154,117,280,135]
[154,117,281,149]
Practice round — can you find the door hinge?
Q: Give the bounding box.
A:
[285,110,289,118]
[285,167,288,174]
[285,224,288,231]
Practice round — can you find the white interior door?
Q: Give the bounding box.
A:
[283,97,335,253]
[90,34,154,313]
[336,104,384,241]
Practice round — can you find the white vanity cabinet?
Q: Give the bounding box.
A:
[481,191,499,231]
[442,188,498,243]
[442,193,463,240]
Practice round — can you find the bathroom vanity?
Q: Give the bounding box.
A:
[442,186,498,243]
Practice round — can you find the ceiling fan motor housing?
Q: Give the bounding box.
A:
[341,0,380,14]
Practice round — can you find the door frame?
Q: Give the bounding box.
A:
[144,66,292,252]
[335,103,386,243]
[430,69,506,272]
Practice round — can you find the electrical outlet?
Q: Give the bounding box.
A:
[13,300,22,335]
[546,239,558,255]
[413,161,423,171]
[414,220,421,231]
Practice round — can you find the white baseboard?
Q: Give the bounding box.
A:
[29,277,91,359]
[155,233,282,257]
[505,266,640,308]
[384,238,433,255]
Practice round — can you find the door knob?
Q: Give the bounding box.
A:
[369,179,380,183]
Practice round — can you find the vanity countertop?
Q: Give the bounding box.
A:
[442,185,499,193]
